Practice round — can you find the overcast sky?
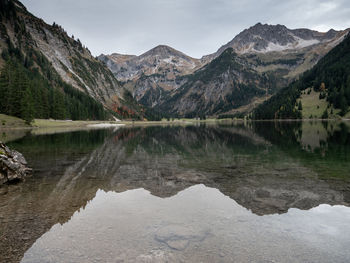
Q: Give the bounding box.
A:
[21,0,350,58]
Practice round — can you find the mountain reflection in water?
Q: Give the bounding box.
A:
[22,185,350,263]
[0,121,350,262]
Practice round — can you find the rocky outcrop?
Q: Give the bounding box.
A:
[0,142,32,185]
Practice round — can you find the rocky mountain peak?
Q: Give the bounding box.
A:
[145,44,175,53]
[139,45,195,62]
[250,22,288,32]
[324,28,338,38]
[99,45,201,82]
[215,23,341,56]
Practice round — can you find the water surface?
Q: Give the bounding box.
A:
[1,121,350,262]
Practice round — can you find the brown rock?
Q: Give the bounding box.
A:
[0,142,32,185]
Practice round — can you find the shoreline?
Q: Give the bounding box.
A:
[0,118,235,143]
[30,118,241,128]
[1,117,349,131]
[1,116,350,145]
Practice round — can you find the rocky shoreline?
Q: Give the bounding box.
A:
[0,142,32,185]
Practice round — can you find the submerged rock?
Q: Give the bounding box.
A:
[155,225,210,251]
[0,142,32,185]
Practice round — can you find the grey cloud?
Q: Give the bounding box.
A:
[21,0,350,58]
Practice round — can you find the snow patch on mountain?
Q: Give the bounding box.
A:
[295,38,320,48]
[261,37,320,53]
[264,42,293,52]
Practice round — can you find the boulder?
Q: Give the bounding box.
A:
[0,142,32,185]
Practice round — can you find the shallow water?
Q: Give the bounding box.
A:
[1,121,350,262]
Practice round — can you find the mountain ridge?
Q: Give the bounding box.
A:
[214,23,340,56]
[98,44,201,82]
[100,23,349,117]
[1,1,349,120]
[102,23,346,70]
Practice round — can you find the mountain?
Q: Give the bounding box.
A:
[99,45,201,82]
[153,24,348,117]
[102,23,349,117]
[208,23,348,82]
[253,32,350,119]
[99,45,202,108]
[156,48,276,117]
[3,0,347,120]
[214,23,340,55]
[0,0,145,121]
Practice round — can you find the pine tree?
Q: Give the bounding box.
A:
[298,101,303,110]
[0,62,10,113]
[339,86,348,116]
[51,89,66,119]
[40,86,50,119]
[340,97,348,116]
[21,87,35,123]
[7,64,26,117]
[321,109,329,119]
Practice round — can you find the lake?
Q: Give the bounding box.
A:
[1,121,350,262]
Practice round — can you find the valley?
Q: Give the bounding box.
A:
[1,0,350,121]
[1,1,350,262]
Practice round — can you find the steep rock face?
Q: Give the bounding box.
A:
[125,74,188,107]
[99,45,201,82]
[0,0,142,118]
[99,45,202,108]
[24,22,123,106]
[98,53,137,81]
[158,49,277,117]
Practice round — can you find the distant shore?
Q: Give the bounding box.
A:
[32,118,235,128]
[2,113,349,131]
[0,116,239,143]
[0,114,230,130]
[1,113,350,144]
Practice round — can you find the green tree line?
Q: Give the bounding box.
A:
[0,59,107,123]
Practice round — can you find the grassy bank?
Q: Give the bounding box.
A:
[0,114,31,129]
[2,113,350,131]
[298,89,350,119]
[0,114,236,130]
[33,119,102,128]
[0,115,238,141]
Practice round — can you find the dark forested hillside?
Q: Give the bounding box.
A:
[253,33,350,119]
[0,59,106,122]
